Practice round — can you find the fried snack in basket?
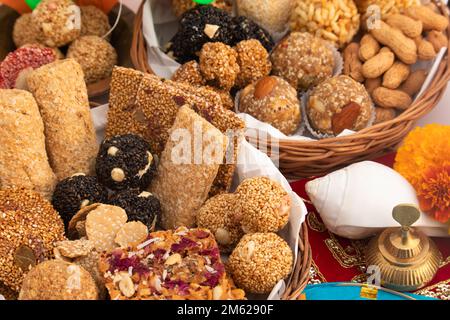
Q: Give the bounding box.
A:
[150,106,228,229]
[27,59,98,180]
[0,89,57,199]
[98,227,246,300]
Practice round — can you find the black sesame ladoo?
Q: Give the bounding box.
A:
[95,134,157,191]
[109,189,161,230]
[52,174,108,226]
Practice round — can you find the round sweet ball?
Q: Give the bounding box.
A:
[236,0,293,33]
[13,13,41,47]
[21,43,64,60]
[19,260,98,300]
[67,35,117,84]
[306,75,373,136]
[196,193,243,253]
[231,16,275,53]
[52,173,109,227]
[228,233,293,294]
[235,39,271,89]
[168,5,235,63]
[80,5,111,38]
[290,0,360,48]
[239,76,301,135]
[32,0,81,47]
[96,134,157,191]
[109,189,161,230]
[271,32,335,91]
[171,0,232,17]
[0,188,65,292]
[235,177,291,233]
[199,42,240,90]
[172,61,206,87]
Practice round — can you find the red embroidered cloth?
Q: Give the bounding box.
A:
[290,153,450,300]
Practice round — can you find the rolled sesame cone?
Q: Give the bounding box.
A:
[27,59,98,180]
[150,106,228,230]
[0,45,57,90]
[0,89,57,199]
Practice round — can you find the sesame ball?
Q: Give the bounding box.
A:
[228,233,293,294]
[67,35,118,84]
[235,39,272,88]
[80,5,111,38]
[96,134,157,191]
[211,88,234,110]
[171,0,232,17]
[0,188,66,292]
[199,42,240,90]
[236,0,293,33]
[12,13,41,47]
[239,76,301,135]
[231,16,275,53]
[196,193,243,253]
[109,189,161,230]
[168,6,235,63]
[271,32,335,91]
[32,0,81,47]
[235,177,291,233]
[20,43,64,60]
[306,75,373,136]
[19,260,98,300]
[172,61,206,86]
[52,174,109,227]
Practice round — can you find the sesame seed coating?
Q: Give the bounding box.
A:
[32,0,81,47]
[12,13,41,48]
[0,188,65,292]
[196,193,243,253]
[172,61,206,87]
[199,42,240,91]
[67,35,117,84]
[271,32,335,91]
[228,233,293,294]
[307,75,373,135]
[27,59,98,180]
[80,5,111,39]
[171,0,232,17]
[19,260,98,300]
[234,39,272,89]
[235,177,291,233]
[239,76,301,135]
[0,281,18,300]
[231,16,275,53]
[0,89,57,199]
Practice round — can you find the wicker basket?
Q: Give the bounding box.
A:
[131,2,312,299]
[132,0,450,180]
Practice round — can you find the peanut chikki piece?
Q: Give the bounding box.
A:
[99,227,246,300]
[150,106,228,229]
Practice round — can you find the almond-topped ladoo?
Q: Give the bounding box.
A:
[98,227,246,300]
[306,75,374,137]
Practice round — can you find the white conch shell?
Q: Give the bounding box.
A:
[306,161,449,239]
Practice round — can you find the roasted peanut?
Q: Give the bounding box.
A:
[427,31,448,52]
[399,69,427,97]
[362,47,395,78]
[374,107,397,124]
[385,14,423,38]
[405,5,449,32]
[359,34,380,61]
[372,87,412,110]
[370,21,417,65]
[414,36,437,60]
[382,61,410,89]
[365,77,382,95]
[344,43,364,82]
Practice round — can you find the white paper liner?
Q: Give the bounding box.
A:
[301,86,376,139]
[90,104,308,301]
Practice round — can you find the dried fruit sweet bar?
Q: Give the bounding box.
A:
[99,227,246,300]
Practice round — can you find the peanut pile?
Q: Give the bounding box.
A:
[343,4,448,124]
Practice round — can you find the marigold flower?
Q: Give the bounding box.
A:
[394,124,450,223]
